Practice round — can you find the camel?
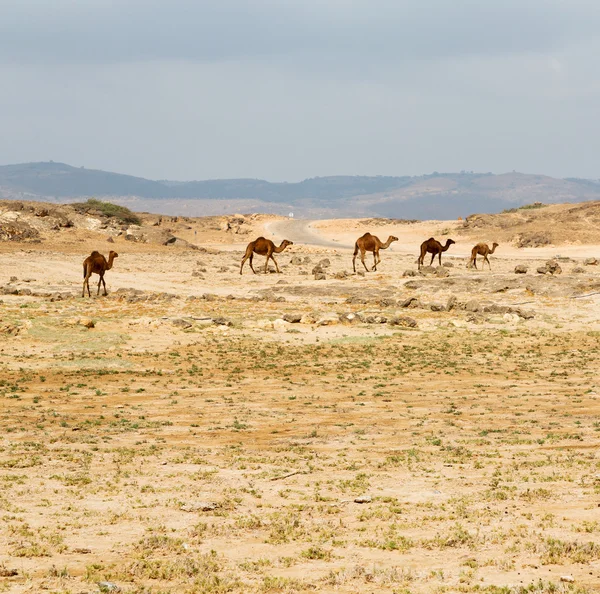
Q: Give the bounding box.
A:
[82,250,118,297]
[418,237,455,269]
[240,237,293,275]
[352,233,398,272]
[469,242,499,270]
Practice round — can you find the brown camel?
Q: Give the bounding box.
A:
[418,237,455,269]
[469,242,499,270]
[352,233,398,272]
[82,250,118,297]
[240,237,293,275]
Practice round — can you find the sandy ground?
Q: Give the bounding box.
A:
[1,213,600,593]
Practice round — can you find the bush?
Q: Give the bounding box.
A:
[71,199,141,225]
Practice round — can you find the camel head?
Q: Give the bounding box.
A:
[281,240,293,248]
[389,236,399,243]
[108,251,119,260]
[492,242,499,248]
[445,239,456,247]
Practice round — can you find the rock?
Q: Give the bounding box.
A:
[435,266,450,278]
[572,267,585,274]
[378,298,394,307]
[290,256,302,265]
[514,265,528,274]
[303,256,311,264]
[107,236,115,243]
[339,312,361,324]
[172,318,193,329]
[212,317,232,326]
[442,261,454,268]
[79,318,95,329]
[346,296,367,305]
[560,576,575,583]
[356,270,365,277]
[354,496,372,503]
[429,302,445,312]
[483,304,511,314]
[419,266,436,275]
[273,319,291,332]
[400,296,419,308]
[300,313,317,324]
[98,582,121,593]
[9,276,17,282]
[314,272,327,280]
[388,316,417,328]
[201,293,217,301]
[446,295,457,311]
[403,269,417,277]
[465,300,481,312]
[514,308,534,320]
[333,271,349,279]
[545,260,562,274]
[316,314,339,326]
[536,266,548,274]
[311,264,323,275]
[180,501,219,512]
[283,313,302,323]
[584,258,598,266]
[364,315,387,324]
[503,313,520,323]
[317,258,331,269]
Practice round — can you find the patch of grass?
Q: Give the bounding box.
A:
[71,198,141,225]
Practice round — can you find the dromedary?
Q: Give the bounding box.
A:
[240,237,293,275]
[82,250,119,297]
[469,242,499,270]
[352,233,398,272]
[418,237,455,269]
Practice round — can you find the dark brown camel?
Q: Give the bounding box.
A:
[469,242,499,270]
[352,233,398,272]
[240,237,293,275]
[418,237,455,269]
[82,250,118,297]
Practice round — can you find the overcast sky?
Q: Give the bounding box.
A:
[1,0,599,181]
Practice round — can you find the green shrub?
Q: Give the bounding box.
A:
[71,199,141,225]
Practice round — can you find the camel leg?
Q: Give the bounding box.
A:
[360,249,369,272]
[352,247,358,272]
[96,275,103,296]
[101,275,108,296]
[430,253,435,266]
[83,275,91,297]
[472,256,477,269]
[371,250,378,271]
[484,255,491,270]
[248,253,257,274]
[239,255,248,275]
[271,255,281,273]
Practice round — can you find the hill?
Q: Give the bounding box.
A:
[2,162,600,219]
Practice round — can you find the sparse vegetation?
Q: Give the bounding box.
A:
[71,198,141,224]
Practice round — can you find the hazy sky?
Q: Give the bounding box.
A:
[1,0,599,181]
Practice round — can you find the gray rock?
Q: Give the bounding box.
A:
[365,315,387,324]
[514,308,534,319]
[388,316,417,328]
[290,256,302,265]
[283,313,302,323]
[339,312,361,324]
[572,267,585,274]
[400,296,419,308]
[514,265,528,274]
[172,318,193,329]
[419,266,436,275]
[317,258,331,268]
[545,260,562,274]
[536,266,549,275]
[429,302,445,312]
[314,272,327,280]
[107,236,115,243]
[403,269,417,277]
[212,317,232,326]
[98,582,121,593]
[334,270,349,279]
[584,258,598,266]
[483,304,511,314]
[465,300,481,312]
[435,266,450,278]
[446,295,457,311]
[311,265,323,275]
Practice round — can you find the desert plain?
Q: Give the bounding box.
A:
[1,200,600,594]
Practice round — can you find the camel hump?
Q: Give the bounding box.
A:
[90,250,100,256]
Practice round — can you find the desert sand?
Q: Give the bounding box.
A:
[1,200,600,593]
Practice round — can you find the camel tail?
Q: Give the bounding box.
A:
[83,264,86,279]
[353,242,359,256]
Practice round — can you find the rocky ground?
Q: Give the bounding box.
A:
[1,203,600,593]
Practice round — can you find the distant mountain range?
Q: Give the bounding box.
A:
[1,161,599,219]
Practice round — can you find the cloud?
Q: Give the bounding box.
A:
[1,1,599,65]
